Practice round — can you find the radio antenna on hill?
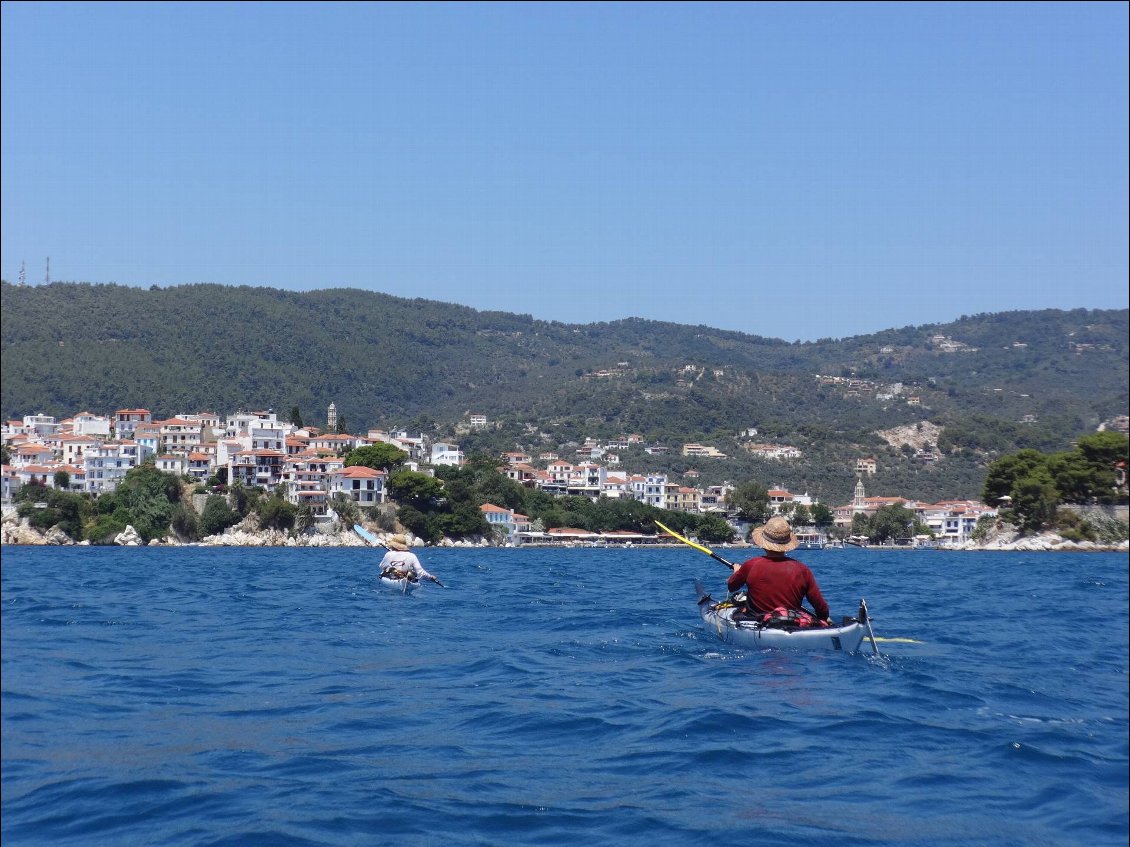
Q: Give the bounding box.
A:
[45,257,51,285]
[19,260,26,286]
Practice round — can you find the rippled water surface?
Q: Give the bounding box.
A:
[2,545,1127,846]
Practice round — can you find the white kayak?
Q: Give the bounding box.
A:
[380,574,419,593]
[695,580,878,654]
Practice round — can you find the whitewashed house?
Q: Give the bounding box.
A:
[71,412,112,438]
[157,418,204,455]
[83,442,141,493]
[22,413,61,438]
[480,503,515,538]
[155,454,188,476]
[430,442,464,466]
[229,449,286,489]
[13,443,57,468]
[186,451,214,481]
[114,409,152,439]
[328,465,386,507]
[60,434,100,466]
[133,425,162,461]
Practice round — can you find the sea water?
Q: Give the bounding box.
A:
[2,545,1127,847]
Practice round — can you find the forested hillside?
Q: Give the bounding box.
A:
[2,281,1126,504]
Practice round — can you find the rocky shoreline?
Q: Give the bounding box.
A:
[2,510,1126,552]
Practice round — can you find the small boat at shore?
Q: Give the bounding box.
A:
[695,580,878,653]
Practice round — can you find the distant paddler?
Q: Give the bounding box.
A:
[378,534,443,587]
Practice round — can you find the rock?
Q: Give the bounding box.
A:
[2,519,48,545]
[44,526,73,545]
[114,525,143,546]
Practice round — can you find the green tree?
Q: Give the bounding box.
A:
[1074,431,1129,504]
[85,507,131,544]
[850,512,871,537]
[868,504,917,543]
[257,496,297,532]
[1011,468,1060,533]
[199,495,240,537]
[53,470,71,490]
[17,486,90,539]
[171,503,199,541]
[1075,431,1129,469]
[728,481,769,522]
[396,504,431,542]
[329,493,360,530]
[367,503,397,531]
[982,449,1048,506]
[228,482,260,517]
[810,503,834,526]
[386,470,445,511]
[344,443,408,471]
[1046,451,1098,505]
[432,500,491,538]
[695,514,735,544]
[289,406,304,428]
[113,462,183,542]
[295,504,316,534]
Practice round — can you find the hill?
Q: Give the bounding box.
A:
[2,281,1126,504]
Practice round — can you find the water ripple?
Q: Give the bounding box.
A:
[3,546,1127,847]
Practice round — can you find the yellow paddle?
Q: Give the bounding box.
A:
[654,520,737,569]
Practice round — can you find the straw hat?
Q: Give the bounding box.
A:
[751,516,798,553]
[385,534,410,551]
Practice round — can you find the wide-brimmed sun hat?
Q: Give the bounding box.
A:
[385,534,410,551]
[751,516,799,553]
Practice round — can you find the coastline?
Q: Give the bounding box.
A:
[2,512,1126,553]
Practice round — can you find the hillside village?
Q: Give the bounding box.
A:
[2,403,1005,548]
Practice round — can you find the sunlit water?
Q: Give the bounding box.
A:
[2,545,1127,847]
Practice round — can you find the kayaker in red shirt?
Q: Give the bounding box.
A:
[728,516,833,626]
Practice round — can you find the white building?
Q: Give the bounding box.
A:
[71,412,112,438]
[83,442,141,493]
[155,454,188,476]
[328,466,386,507]
[22,413,61,437]
[114,409,152,439]
[157,418,204,455]
[430,442,464,466]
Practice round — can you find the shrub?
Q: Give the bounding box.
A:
[257,497,296,532]
[199,495,240,537]
[171,504,200,542]
[368,504,397,532]
[85,508,131,544]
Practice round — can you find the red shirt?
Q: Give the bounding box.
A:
[727,554,830,620]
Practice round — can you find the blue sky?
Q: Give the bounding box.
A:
[2,2,1127,342]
